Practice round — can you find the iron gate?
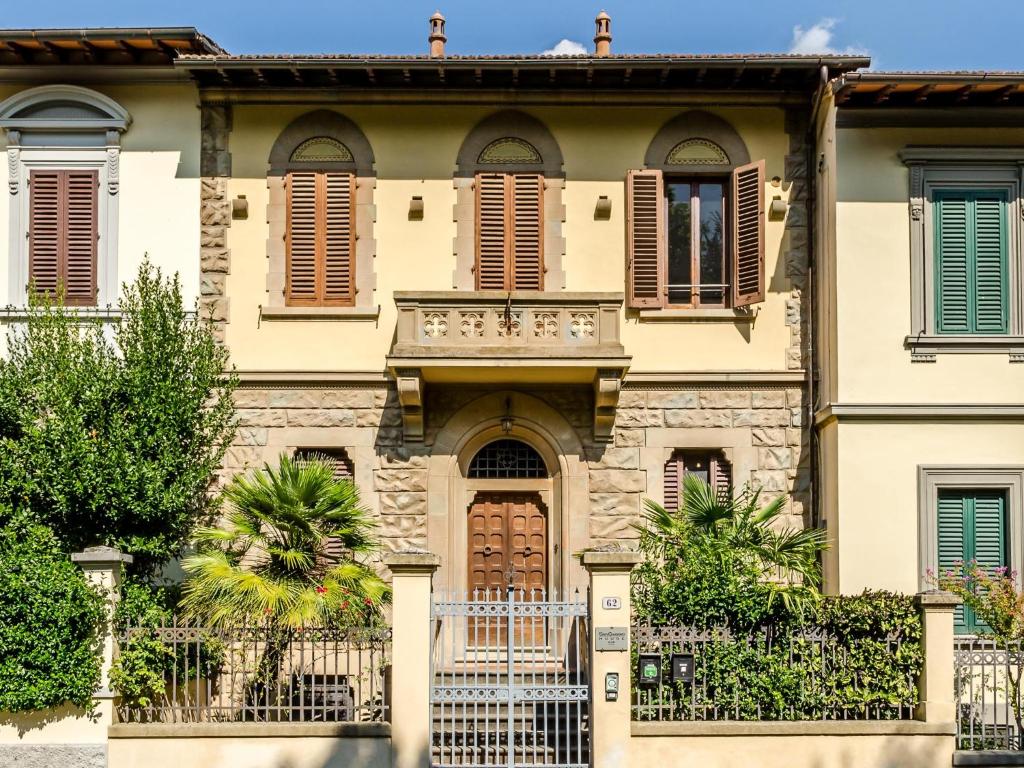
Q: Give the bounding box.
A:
[430,587,590,768]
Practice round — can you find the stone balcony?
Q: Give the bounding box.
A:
[386,291,630,441]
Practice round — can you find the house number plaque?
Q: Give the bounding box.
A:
[601,596,621,610]
[595,626,628,651]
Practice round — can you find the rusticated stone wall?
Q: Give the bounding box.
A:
[199,104,232,342]
[223,381,809,558]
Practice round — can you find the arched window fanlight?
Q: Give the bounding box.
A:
[290,136,354,163]
[468,439,547,479]
[666,138,730,166]
[477,137,542,165]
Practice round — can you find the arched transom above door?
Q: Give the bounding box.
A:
[468,438,548,479]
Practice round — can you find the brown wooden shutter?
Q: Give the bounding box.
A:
[323,172,356,305]
[663,452,681,513]
[626,169,665,308]
[287,171,355,306]
[28,170,62,298]
[286,171,319,304]
[731,159,765,307]
[710,454,733,503]
[29,169,97,306]
[511,173,544,290]
[476,172,509,290]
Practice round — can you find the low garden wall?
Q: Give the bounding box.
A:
[629,721,954,768]
[0,704,111,768]
[107,723,391,768]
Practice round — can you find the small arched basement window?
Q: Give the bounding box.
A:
[468,439,547,479]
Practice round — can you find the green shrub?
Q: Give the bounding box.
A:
[0,519,104,712]
[0,261,237,574]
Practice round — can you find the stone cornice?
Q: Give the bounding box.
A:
[816,403,1024,425]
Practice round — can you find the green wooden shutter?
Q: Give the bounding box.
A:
[934,189,1008,335]
[937,489,1008,633]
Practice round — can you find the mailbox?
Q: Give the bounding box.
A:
[671,654,694,684]
[636,653,661,687]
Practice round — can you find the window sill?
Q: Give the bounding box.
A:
[637,308,756,323]
[259,305,380,322]
[905,334,1024,362]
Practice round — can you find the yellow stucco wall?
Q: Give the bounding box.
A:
[222,105,796,373]
[0,81,200,306]
[834,125,1024,404]
[828,420,1024,594]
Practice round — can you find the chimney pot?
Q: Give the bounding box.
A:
[429,11,447,58]
[594,11,611,57]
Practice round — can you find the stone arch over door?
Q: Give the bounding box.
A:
[428,391,588,595]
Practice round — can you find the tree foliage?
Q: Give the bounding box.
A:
[0,516,104,712]
[0,262,237,573]
[180,452,390,629]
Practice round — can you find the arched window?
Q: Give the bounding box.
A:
[453,111,565,292]
[0,85,131,307]
[266,111,376,311]
[627,111,765,312]
[468,439,547,479]
[663,449,732,512]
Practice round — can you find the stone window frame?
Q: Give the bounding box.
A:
[917,465,1024,592]
[900,147,1024,362]
[453,110,566,291]
[1,85,130,308]
[263,110,378,320]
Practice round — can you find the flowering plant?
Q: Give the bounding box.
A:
[932,560,1024,640]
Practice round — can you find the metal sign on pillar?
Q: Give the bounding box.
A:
[429,585,591,768]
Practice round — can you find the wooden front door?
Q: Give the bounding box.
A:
[468,492,547,595]
[467,492,547,645]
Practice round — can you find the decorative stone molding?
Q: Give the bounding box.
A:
[395,370,424,442]
[593,370,623,442]
[455,110,564,179]
[644,110,750,173]
[200,104,232,341]
[6,142,18,195]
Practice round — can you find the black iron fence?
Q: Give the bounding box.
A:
[631,623,918,721]
[116,622,391,724]
[956,636,1024,750]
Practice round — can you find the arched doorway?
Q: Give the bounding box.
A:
[466,439,549,598]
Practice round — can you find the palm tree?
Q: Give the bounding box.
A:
[180,453,389,714]
[180,452,389,629]
[637,474,828,614]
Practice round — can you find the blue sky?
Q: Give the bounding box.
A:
[5,0,1024,71]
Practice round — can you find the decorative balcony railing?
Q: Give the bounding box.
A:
[390,291,625,358]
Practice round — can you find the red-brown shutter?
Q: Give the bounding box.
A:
[626,169,665,308]
[286,171,355,306]
[476,172,509,290]
[511,173,544,290]
[710,454,733,503]
[663,452,681,513]
[323,172,356,305]
[731,159,765,307]
[286,171,318,304]
[28,170,61,298]
[29,169,97,306]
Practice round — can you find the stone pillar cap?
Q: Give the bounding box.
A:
[579,546,642,570]
[71,546,134,565]
[915,590,961,609]
[384,549,441,574]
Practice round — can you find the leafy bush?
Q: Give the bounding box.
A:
[0,262,237,574]
[631,479,922,719]
[0,518,104,712]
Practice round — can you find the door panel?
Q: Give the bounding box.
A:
[467,492,548,646]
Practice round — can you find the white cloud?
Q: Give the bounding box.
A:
[541,39,587,56]
[789,18,863,56]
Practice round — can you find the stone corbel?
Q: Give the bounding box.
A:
[908,162,924,221]
[593,368,623,443]
[396,368,424,442]
[7,131,20,195]
[105,130,120,195]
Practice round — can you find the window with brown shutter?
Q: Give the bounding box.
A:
[626,163,765,310]
[474,172,544,290]
[295,448,356,563]
[28,169,98,306]
[731,160,765,307]
[286,171,355,306]
[663,450,732,512]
